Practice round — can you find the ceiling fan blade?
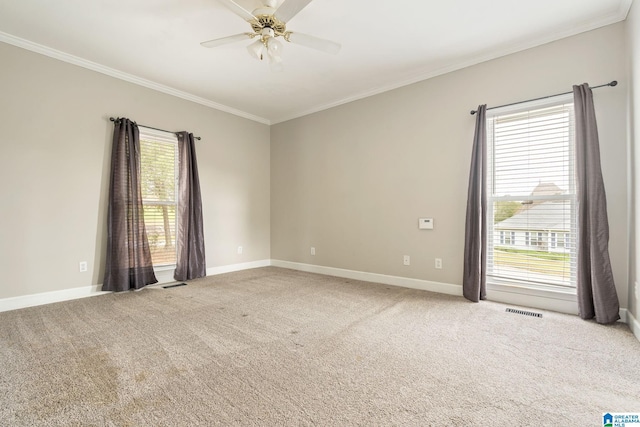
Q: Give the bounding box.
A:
[274,0,314,23]
[286,32,341,55]
[201,33,253,48]
[215,0,257,22]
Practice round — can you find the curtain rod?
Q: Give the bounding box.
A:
[109,117,201,140]
[469,80,618,115]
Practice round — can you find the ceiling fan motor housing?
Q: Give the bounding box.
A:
[251,9,287,36]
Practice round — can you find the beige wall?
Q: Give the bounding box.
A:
[0,18,634,317]
[0,42,271,299]
[271,23,630,308]
[627,1,640,323]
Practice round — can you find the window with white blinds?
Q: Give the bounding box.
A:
[486,100,577,290]
[139,129,179,267]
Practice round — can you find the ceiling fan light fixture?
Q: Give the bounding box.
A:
[247,39,266,60]
[267,37,283,58]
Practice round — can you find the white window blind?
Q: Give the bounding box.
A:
[487,101,577,289]
[139,129,179,267]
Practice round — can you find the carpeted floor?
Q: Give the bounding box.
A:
[0,267,638,426]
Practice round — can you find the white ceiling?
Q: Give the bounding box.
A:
[0,0,632,124]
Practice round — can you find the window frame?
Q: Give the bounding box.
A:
[485,94,577,297]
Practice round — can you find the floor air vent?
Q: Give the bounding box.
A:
[163,283,187,289]
[506,308,543,318]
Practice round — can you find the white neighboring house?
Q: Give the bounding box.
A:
[493,183,572,254]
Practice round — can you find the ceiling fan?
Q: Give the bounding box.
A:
[201,0,341,71]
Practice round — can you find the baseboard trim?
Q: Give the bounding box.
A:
[270,260,463,296]
[0,285,109,313]
[207,259,272,276]
[0,259,273,313]
[627,310,640,342]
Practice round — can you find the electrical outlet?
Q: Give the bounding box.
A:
[237,246,243,255]
[311,247,316,256]
[403,255,410,266]
[435,258,443,269]
[79,261,88,272]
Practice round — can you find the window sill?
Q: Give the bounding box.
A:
[486,280,578,315]
[154,265,177,285]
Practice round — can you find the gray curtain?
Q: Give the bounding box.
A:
[103,118,158,292]
[573,84,620,324]
[174,132,206,281]
[462,105,488,302]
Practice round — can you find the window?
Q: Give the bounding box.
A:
[529,232,546,248]
[139,128,179,267]
[487,99,577,290]
[499,231,515,245]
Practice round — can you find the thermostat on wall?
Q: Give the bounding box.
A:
[418,218,434,230]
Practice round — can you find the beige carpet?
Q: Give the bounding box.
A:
[0,267,638,426]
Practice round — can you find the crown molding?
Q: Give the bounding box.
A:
[0,31,271,125]
[270,6,631,124]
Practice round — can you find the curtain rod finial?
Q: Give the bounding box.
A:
[610,80,618,87]
[470,110,477,115]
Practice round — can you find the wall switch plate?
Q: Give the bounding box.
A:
[311,247,316,256]
[237,246,243,255]
[435,258,442,269]
[403,255,410,266]
[79,261,88,272]
[419,218,434,230]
